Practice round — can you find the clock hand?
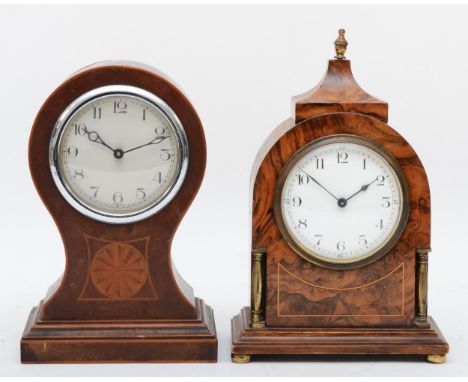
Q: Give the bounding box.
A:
[123,135,169,154]
[344,176,379,202]
[298,167,338,200]
[84,128,116,153]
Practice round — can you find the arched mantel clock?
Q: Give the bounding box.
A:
[231,30,448,363]
[21,61,217,363]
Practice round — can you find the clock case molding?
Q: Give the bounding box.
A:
[21,62,217,363]
[231,49,448,363]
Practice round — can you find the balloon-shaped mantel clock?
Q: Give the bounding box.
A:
[231,30,448,364]
[21,61,217,363]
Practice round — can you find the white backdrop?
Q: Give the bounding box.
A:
[0,4,466,377]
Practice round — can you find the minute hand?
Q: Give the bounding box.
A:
[298,168,338,200]
[123,135,169,154]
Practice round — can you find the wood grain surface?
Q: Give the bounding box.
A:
[293,59,388,123]
[232,307,448,358]
[22,61,217,363]
[232,50,446,362]
[28,61,206,320]
[252,112,430,327]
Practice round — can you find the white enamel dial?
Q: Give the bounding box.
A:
[50,86,188,224]
[277,135,408,268]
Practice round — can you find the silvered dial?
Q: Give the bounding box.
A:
[50,85,188,223]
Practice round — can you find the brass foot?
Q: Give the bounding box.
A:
[426,354,446,364]
[251,321,265,329]
[232,354,251,363]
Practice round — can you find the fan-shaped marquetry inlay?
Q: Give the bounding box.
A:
[90,243,148,299]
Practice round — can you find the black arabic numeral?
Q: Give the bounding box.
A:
[297,174,310,185]
[89,186,99,198]
[113,192,123,203]
[113,101,127,114]
[73,169,84,181]
[73,123,87,136]
[153,172,162,183]
[93,106,102,119]
[298,219,307,229]
[136,188,146,200]
[377,175,385,186]
[376,218,384,230]
[155,126,166,135]
[66,146,78,158]
[359,234,368,247]
[292,196,302,207]
[160,149,171,161]
[381,196,391,208]
[337,152,348,164]
[315,234,323,246]
[336,241,346,251]
[315,157,324,169]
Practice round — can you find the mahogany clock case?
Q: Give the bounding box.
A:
[231,55,448,362]
[21,61,217,363]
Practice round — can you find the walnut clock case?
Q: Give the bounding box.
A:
[231,30,448,364]
[21,61,217,363]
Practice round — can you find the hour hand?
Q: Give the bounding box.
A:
[345,176,379,202]
[123,135,169,154]
[298,167,338,200]
[84,128,115,153]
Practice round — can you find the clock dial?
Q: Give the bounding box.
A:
[50,85,188,223]
[276,135,408,268]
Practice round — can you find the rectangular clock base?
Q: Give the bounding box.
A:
[231,307,448,363]
[21,298,217,363]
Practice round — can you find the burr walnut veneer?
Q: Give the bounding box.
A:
[231,40,448,363]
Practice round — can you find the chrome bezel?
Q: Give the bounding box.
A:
[49,85,189,224]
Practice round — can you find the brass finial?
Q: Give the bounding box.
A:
[334,28,348,59]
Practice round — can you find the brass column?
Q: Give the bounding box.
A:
[251,250,265,328]
[415,247,431,327]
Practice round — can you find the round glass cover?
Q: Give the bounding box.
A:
[50,85,188,224]
[275,135,409,269]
